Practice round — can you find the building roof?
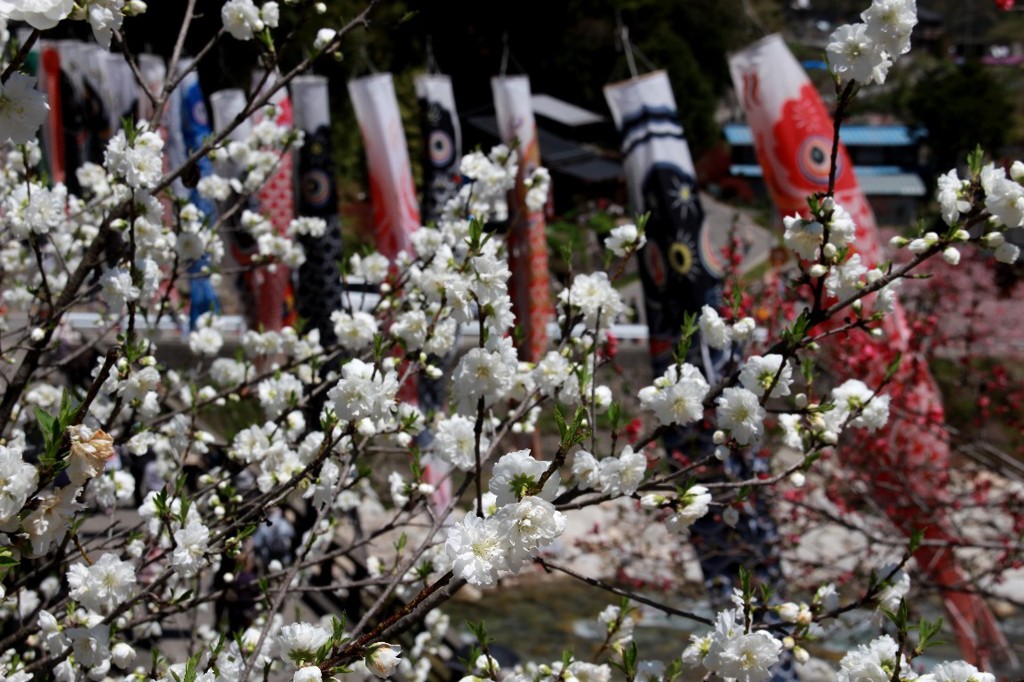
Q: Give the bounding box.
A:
[723,122,921,147]
[531,94,605,127]
[729,164,926,196]
[467,114,622,183]
[858,172,927,196]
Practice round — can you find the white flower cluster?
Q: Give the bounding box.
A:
[641,484,712,535]
[445,450,566,586]
[0,73,50,145]
[604,222,646,258]
[221,0,279,40]
[783,197,856,262]
[558,271,626,330]
[524,166,551,213]
[826,0,916,85]
[446,145,519,221]
[571,445,648,497]
[779,378,891,454]
[105,125,165,190]
[835,632,991,681]
[682,608,783,682]
[698,304,756,350]
[637,362,709,427]
[206,107,302,195]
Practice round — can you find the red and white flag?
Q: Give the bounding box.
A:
[348,73,421,260]
[729,34,1014,667]
[491,75,553,363]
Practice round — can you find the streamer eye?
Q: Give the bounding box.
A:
[302,169,331,209]
[192,99,209,127]
[428,130,454,169]
[797,135,835,184]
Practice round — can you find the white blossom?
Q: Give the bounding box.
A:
[0,73,50,144]
[716,387,766,445]
[445,512,508,587]
[221,0,263,39]
[67,553,136,614]
[699,305,732,349]
[605,223,646,257]
[738,354,793,398]
[0,0,73,29]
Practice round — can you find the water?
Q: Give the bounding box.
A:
[441,578,1024,674]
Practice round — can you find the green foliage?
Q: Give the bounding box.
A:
[553,405,591,452]
[908,61,1014,171]
[34,389,77,478]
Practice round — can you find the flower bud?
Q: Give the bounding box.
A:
[1012,160,1024,183]
[111,642,136,668]
[790,471,806,488]
[365,643,402,679]
[983,231,1005,248]
[996,242,1021,264]
[907,238,928,254]
[888,235,908,248]
[822,243,837,259]
[294,666,323,682]
[794,393,808,409]
[794,646,810,664]
[356,419,377,437]
[712,430,726,445]
[778,603,801,623]
[942,247,960,265]
[640,493,667,508]
[313,28,336,50]
[808,264,827,278]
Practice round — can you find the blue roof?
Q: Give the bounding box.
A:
[728,165,926,197]
[723,123,920,147]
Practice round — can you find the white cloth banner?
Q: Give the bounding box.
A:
[348,73,421,260]
[415,73,462,223]
[604,71,723,361]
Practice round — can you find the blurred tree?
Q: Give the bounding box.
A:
[908,60,1014,171]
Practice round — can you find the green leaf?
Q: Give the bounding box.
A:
[0,547,19,568]
[908,528,924,553]
[738,565,752,598]
[554,405,568,444]
[619,641,639,681]
[634,211,650,233]
[884,351,903,382]
[967,146,985,176]
[34,407,56,449]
